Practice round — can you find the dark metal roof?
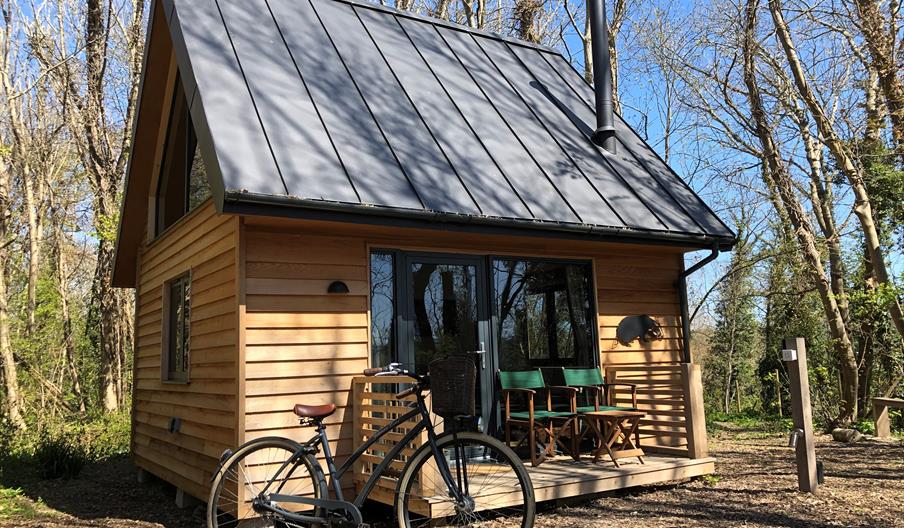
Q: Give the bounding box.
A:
[162,0,735,247]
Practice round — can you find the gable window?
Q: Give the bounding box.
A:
[163,273,191,382]
[155,74,211,236]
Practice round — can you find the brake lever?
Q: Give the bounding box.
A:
[375,362,404,376]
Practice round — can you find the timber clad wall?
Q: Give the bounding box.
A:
[595,253,691,452]
[132,200,239,501]
[239,218,692,485]
[242,227,370,494]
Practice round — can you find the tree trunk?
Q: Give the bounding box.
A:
[22,174,41,335]
[769,0,904,361]
[513,0,543,43]
[0,167,25,429]
[54,209,85,413]
[744,0,859,422]
[853,0,904,156]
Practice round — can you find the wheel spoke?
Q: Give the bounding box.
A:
[399,432,534,528]
[208,440,322,528]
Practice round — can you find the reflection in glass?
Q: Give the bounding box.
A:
[370,252,395,369]
[409,262,478,375]
[493,259,594,371]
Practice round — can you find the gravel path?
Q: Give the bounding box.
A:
[3,432,902,527]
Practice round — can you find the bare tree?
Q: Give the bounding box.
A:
[32,0,143,411]
[769,0,904,379]
[851,0,904,155]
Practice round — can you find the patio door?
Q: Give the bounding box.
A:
[400,253,495,432]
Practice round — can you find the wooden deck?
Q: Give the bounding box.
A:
[527,454,715,503]
[419,454,715,518]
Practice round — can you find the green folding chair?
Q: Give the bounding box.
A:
[499,369,579,466]
[563,367,638,412]
[563,367,641,451]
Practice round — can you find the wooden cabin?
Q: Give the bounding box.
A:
[112,0,736,511]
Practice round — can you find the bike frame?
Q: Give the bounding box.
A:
[251,390,463,525]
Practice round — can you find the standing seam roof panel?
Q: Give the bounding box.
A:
[156,0,734,246]
[514,46,701,233]
[475,37,627,229]
[268,0,424,210]
[170,0,285,196]
[399,18,535,219]
[218,0,358,203]
[314,0,479,215]
[435,27,580,224]
[506,44,676,232]
[360,9,530,219]
[545,52,734,236]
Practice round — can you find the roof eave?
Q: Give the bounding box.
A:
[223,191,737,251]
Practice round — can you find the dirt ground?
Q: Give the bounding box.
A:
[2,431,902,528]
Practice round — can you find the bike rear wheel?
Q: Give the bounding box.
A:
[395,431,535,527]
[207,436,325,528]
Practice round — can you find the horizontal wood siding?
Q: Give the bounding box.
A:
[132,200,239,501]
[242,228,368,493]
[241,217,693,471]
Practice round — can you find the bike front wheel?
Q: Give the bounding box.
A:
[395,431,535,527]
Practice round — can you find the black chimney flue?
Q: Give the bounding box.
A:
[588,0,616,153]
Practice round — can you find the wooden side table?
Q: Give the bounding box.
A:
[579,410,645,467]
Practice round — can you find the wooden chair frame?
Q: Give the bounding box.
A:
[500,371,580,467]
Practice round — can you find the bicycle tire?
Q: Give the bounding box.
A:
[394,431,535,527]
[207,436,327,528]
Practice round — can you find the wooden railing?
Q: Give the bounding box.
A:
[350,376,435,515]
[604,363,708,459]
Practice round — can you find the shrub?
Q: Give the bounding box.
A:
[81,412,131,460]
[33,432,86,479]
[852,418,876,436]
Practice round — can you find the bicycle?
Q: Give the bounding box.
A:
[207,359,535,527]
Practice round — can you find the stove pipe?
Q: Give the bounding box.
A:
[588,0,616,153]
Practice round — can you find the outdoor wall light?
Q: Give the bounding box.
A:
[327,281,350,294]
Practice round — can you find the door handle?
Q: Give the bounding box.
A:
[474,342,487,369]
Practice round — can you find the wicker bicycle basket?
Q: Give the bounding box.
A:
[428,356,476,418]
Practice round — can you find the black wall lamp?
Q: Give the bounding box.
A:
[327,281,349,294]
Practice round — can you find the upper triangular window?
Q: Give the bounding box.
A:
[155,73,210,236]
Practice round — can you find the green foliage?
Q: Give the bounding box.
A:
[702,223,762,415]
[80,411,131,460]
[698,474,723,486]
[852,418,876,436]
[33,432,86,479]
[0,412,130,482]
[861,144,904,250]
[0,487,42,520]
[93,210,121,243]
[707,410,794,434]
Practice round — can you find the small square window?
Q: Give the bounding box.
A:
[163,272,191,382]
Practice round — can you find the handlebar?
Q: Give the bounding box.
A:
[362,364,427,400]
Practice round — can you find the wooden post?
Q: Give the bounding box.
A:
[873,398,892,438]
[775,369,782,417]
[175,487,200,509]
[681,363,709,459]
[783,337,818,493]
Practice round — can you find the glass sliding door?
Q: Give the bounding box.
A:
[404,255,492,431]
[491,259,596,372]
[368,250,597,435]
[369,251,494,431]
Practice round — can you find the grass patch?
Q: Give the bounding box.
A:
[0,486,52,521]
[707,410,794,435]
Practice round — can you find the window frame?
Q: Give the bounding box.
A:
[489,255,599,371]
[153,73,210,239]
[161,271,192,384]
[367,249,600,372]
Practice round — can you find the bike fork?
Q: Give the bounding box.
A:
[420,405,467,503]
